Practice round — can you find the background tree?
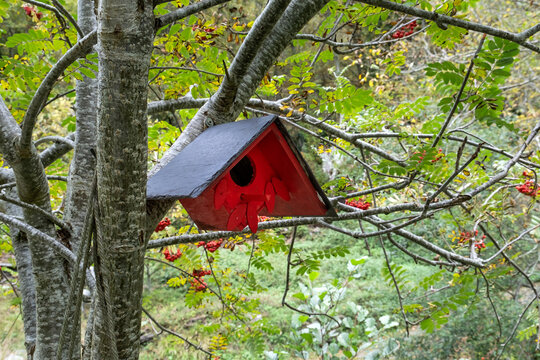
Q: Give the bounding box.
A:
[0,0,538,359]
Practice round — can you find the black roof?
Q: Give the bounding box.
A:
[147,115,276,200]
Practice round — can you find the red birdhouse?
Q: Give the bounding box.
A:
[147,115,335,232]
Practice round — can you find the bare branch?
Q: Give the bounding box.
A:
[20,30,97,151]
[150,66,223,78]
[295,25,428,53]
[380,236,409,335]
[49,0,84,37]
[467,119,540,197]
[155,0,231,29]
[142,308,213,356]
[44,89,76,107]
[431,34,486,148]
[496,296,537,360]
[147,96,206,115]
[517,23,540,41]
[0,211,75,264]
[146,96,540,169]
[356,0,540,53]
[483,224,540,263]
[386,234,458,267]
[479,269,502,343]
[281,227,341,325]
[146,194,471,249]
[34,135,75,148]
[0,193,69,232]
[363,214,484,267]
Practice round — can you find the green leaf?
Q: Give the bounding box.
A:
[350,258,366,266]
[420,318,435,333]
[79,67,95,79]
[300,332,314,344]
[495,57,514,66]
[377,159,407,176]
[169,23,182,36]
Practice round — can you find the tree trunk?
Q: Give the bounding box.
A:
[0,197,37,358]
[0,98,69,359]
[92,0,154,358]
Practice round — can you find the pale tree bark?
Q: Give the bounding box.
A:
[92,0,154,358]
[0,98,69,359]
[0,198,36,358]
[58,1,98,357]
[64,0,98,248]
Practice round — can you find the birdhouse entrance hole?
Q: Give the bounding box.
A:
[230,156,254,187]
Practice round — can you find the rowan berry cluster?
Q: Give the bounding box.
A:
[392,20,417,39]
[154,217,171,232]
[458,230,476,244]
[431,149,444,163]
[345,198,371,210]
[192,24,217,42]
[516,181,538,197]
[23,5,43,20]
[190,268,211,292]
[516,171,537,197]
[190,278,207,292]
[192,269,212,277]
[458,230,486,250]
[475,240,486,250]
[162,248,182,262]
[196,239,223,253]
[414,149,427,164]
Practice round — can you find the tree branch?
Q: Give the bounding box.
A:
[431,34,486,148]
[155,0,231,29]
[356,0,540,53]
[0,211,75,264]
[142,308,213,356]
[146,96,540,170]
[0,192,69,232]
[20,30,97,151]
[34,135,75,148]
[49,0,84,37]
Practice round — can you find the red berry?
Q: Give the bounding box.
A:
[345,198,371,210]
[516,180,538,197]
[23,5,33,16]
[154,217,171,232]
[162,247,182,262]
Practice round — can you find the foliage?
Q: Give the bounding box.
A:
[0,0,539,359]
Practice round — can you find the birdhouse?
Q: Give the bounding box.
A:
[147,115,335,233]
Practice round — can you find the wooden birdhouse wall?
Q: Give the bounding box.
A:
[180,122,328,231]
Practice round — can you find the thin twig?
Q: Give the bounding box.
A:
[431,34,486,148]
[142,307,213,357]
[479,269,502,343]
[496,296,537,360]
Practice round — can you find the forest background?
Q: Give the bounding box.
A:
[0,0,539,359]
